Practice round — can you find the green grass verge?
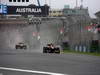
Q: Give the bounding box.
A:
[63,50,100,56]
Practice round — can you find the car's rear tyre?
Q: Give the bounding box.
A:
[55,48,60,54]
[43,47,47,53]
[16,46,19,49]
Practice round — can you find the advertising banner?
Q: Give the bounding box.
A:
[0,4,7,14]
[0,5,49,16]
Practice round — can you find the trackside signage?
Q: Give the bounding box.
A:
[0,5,49,16]
[0,4,7,14]
[16,8,42,13]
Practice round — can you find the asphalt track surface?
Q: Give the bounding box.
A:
[0,51,100,75]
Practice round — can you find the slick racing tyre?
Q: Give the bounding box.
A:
[43,47,48,53]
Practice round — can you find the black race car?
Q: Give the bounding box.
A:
[43,44,60,54]
[15,42,27,49]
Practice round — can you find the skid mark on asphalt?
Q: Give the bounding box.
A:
[0,67,67,75]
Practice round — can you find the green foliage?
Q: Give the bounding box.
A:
[63,50,100,56]
[90,40,100,53]
[61,42,70,50]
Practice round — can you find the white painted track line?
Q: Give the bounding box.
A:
[0,67,68,75]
